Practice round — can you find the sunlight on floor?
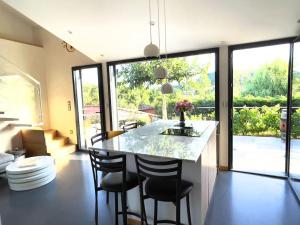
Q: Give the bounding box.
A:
[233,136,300,175]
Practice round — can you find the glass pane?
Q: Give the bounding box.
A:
[111,53,216,129]
[0,56,42,124]
[232,44,290,175]
[290,42,300,178]
[74,67,102,149]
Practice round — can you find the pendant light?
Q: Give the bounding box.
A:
[155,66,168,79]
[161,82,173,94]
[161,0,173,94]
[155,0,167,79]
[144,0,160,57]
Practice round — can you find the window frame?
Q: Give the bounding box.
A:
[227,36,297,177]
[72,63,106,150]
[106,47,220,130]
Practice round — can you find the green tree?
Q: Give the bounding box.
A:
[82,84,99,106]
[242,59,288,97]
[116,58,213,119]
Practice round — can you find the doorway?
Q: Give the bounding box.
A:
[229,38,300,177]
[72,64,106,150]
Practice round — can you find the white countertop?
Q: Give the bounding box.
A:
[90,120,218,162]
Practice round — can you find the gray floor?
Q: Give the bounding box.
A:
[1,154,300,225]
[205,172,300,225]
[0,154,114,225]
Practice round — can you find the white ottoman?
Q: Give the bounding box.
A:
[6,156,56,191]
[0,153,14,173]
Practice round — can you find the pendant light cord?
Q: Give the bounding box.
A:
[148,0,153,43]
[164,0,167,59]
[157,0,161,59]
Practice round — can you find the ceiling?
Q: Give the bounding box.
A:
[2,0,300,62]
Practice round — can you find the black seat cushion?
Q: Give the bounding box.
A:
[145,178,193,202]
[100,171,139,192]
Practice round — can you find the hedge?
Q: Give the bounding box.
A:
[179,95,300,108]
[232,105,300,138]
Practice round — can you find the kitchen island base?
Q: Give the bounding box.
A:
[91,121,218,225]
[121,129,217,225]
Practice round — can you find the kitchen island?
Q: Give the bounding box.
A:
[91,120,218,225]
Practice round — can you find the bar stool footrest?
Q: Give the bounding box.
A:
[157,219,185,225]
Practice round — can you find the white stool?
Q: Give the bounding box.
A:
[6,156,56,191]
[0,153,14,173]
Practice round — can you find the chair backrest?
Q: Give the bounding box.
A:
[91,132,107,145]
[89,150,126,189]
[122,122,138,132]
[135,155,182,199]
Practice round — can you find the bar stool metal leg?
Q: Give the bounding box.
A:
[186,195,192,225]
[115,192,118,225]
[176,199,181,225]
[121,191,127,225]
[106,191,109,204]
[154,200,158,225]
[95,191,98,225]
[142,198,148,225]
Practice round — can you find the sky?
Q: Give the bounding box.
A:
[233,43,300,72]
[233,44,290,70]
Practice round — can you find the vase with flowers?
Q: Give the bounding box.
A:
[175,100,194,127]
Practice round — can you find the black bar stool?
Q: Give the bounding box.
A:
[91,132,110,204]
[122,122,138,132]
[91,132,107,146]
[135,155,193,225]
[89,150,143,225]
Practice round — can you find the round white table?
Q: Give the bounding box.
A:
[6,156,56,191]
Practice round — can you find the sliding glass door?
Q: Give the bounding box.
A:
[290,41,300,179]
[72,64,106,150]
[107,49,219,130]
[230,43,290,175]
[229,38,300,177]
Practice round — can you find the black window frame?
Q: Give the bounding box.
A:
[72,63,106,150]
[106,47,220,130]
[228,37,297,178]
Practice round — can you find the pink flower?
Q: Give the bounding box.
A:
[174,100,194,112]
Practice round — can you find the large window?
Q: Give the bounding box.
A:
[230,43,290,175]
[108,49,219,130]
[72,64,105,150]
[229,38,300,178]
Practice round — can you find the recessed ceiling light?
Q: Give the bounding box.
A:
[67,30,72,35]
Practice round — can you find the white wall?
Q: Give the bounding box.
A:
[0,1,46,153]
[219,46,229,167]
[0,2,40,46]
[101,63,113,131]
[39,29,96,144]
[0,38,48,153]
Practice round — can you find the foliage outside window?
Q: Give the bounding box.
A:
[112,53,216,128]
[232,43,300,138]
